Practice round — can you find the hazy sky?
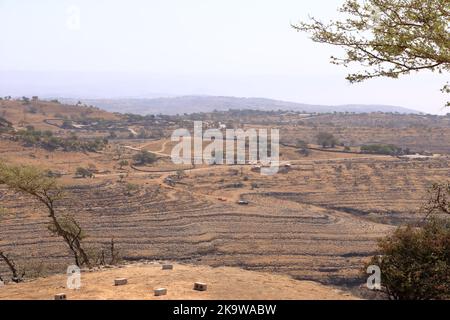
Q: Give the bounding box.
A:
[0,0,448,114]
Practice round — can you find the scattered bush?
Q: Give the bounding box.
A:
[14,128,107,152]
[125,183,140,196]
[297,148,310,157]
[361,144,407,156]
[132,150,157,166]
[316,132,338,148]
[118,160,129,169]
[0,116,12,132]
[224,182,244,189]
[75,167,94,178]
[21,96,30,104]
[27,106,38,114]
[296,139,308,149]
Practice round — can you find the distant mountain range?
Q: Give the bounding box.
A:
[60,96,422,115]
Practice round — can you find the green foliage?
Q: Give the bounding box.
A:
[118,160,129,169]
[15,127,107,152]
[361,143,406,155]
[367,183,450,300]
[296,139,309,149]
[0,163,62,199]
[297,148,310,156]
[295,0,450,105]
[27,106,38,114]
[75,167,94,178]
[316,132,338,148]
[0,206,9,217]
[368,217,450,300]
[0,163,91,267]
[125,183,140,196]
[61,120,73,128]
[132,150,157,165]
[0,116,12,132]
[48,214,87,241]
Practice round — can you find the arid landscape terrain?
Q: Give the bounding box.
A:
[0,262,356,300]
[1,98,449,299]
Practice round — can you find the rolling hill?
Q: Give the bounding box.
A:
[60,96,422,115]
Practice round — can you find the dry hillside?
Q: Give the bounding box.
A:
[0,262,356,300]
[1,100,449,299]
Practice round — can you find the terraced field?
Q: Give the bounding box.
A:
[0,179,389,286]
[3,152,447,287]
[1,102,450,294]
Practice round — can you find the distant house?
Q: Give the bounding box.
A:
[398,153,436,160]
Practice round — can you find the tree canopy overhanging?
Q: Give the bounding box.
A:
[294,0,450,105]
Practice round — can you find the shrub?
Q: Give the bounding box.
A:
[132,150,157,165]
[367,218,450,300]
[125,183,140,196]
[118,160,129,169]
[75,167,93,178]
[366,183,450,300]
[297,148,310,156]
[14,127,107,152]
[61,120,73,129]
[296,139,308,148]
[316,132,338,148]
[27,106,38,114]
[361,144,405,156]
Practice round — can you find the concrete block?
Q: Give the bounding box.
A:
[154,288,167,296]
[162,264,173,270]
[114,278,128,286]
[54,293,67,300]
[193,282,207,291]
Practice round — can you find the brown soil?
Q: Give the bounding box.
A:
[0,263,357,300]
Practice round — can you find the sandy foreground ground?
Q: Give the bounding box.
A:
[0,263,357,300]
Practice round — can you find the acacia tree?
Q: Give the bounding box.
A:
[0,164,91,268]
[0,252,25,283]
[294,0,450,105]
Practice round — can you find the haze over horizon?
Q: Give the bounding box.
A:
[0,0,448,114]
